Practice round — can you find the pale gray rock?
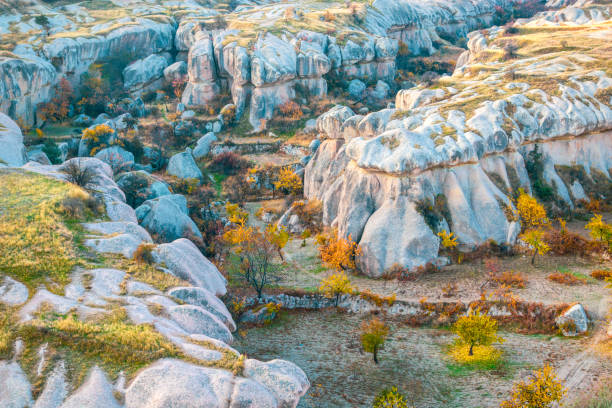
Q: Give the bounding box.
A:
[167,148,203,182]
[0,276,29,306]
[20,289,104,322]
[316,105,355,139]
[167,287,235,331]
[124,359,234,408]
[136,194,202,242]
[94,146,134,173]
[182,35,220,107]
[168,305,233,344]
[84,233,144,258]
[163,61,188,83]
[72,114,93,127]
[556,304,588,336]
[0,113,27,167]
[0,361,33,408]
[348,79,366,100]
[60,366,122,408]
[230,378,279,408]
[243,359,309,408]
[192,132,217,159]
[153,238,226,296]
[116,171,171,208]
[34,361,68,408]
[27,149,52,165]
[83,221,153,243]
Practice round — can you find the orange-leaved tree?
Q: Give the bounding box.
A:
[316,229,361,271]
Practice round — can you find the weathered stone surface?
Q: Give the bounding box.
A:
[0,276,29,306]
[167,148,203,182]
[84,233,144,258]
[192,132,217,159]
[153,238,226,295]
[136,194,202,242]
[168,304,233,344]
[83,221,153,243]
[116,170,171,208]
[123,53,171,93]
[0,113,27,167]
[60,366,122,408]
[167,286,235,331]
[124,359,234,408]
[556,304,588,336]
[34,362,68,408]
[94,145,135,173]
[164,61,188,83]
[243,359,310,408]
[0,361,33,408]
[348,79,366,100]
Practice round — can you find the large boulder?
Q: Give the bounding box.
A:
[0,277,29,306]
[0,361,32,408]
[94,145,135,173]
[135,194,202,242]
[167,286,235,331]
[348,79,366,101]
[167,148,203,182]
[123,53,171,93]
[192,132,217,159]
[168,305,233,344]
[124,359,234,408]
[116,170,171,207]
[0,113,27,167]
[164,61,188,83]
[316,105,355,139]
[60,366,122,408]
[556,304,588,336]
[153,238,226,296]
[243,359,310,408]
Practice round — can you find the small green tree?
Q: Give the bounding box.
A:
[373,387,409,408]
[361,317,390,364]
[452,308,503,356]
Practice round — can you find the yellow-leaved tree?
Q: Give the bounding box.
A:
[585,214,612,251]
[519,229,550,265]
[361,317,390,364]
[516,189,548,229]
[452,308,504,356]
[319,271,353,306]
[373,387,409,408]
[500,365,565,408]
[316,229,361,271]
[265,224,289,261]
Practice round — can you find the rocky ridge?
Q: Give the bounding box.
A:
[1,0,528,128]
[304,2,612,276]
[0,114,309,407]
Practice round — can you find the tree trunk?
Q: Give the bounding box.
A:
[335,293,339,307]
[373,345,379,364]
[469,344,474,356]
[531,249,537,265]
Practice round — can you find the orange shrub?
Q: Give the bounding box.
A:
[547,273,585,285]
[277,101,303,120]
[490,271,526,288]
[590,269,612,280]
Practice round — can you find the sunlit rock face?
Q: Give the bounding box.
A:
[305,3,612,277]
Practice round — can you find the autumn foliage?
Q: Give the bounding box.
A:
[500,365,565,408]
[452,308,504,356]
[274,167,303,195]
[38,78,73,122]
[516,189,548,229]
[316,229,361,271]
[360,317,390,364]
[318,271,353,306]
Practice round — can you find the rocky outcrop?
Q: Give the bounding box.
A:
[0,113,27,167]
[167,148,203,182]
[304,4,612,276]
[135,194,203,242]
[123,53,172,94]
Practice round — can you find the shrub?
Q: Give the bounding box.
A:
[359,289,396,307]
[543,222,589,256]
[519,229,550,265]
[133,243,155,264]
[547,272,585,285]
[62,159,97,188]
[585,214,612,251]
[360,317,390,364]
[490,270,526,288]
[373,387,409,408]
[500,365,565,408]
[42,139,63,164]
[58,189,101,219]
[316,229,361,271]
[210,151,249,174]
[37,77,73,122]
[292,200,323,232]
[274,167,302,196]
[277,101,303,120]
[516,189,548,229]
[590,269,612,281]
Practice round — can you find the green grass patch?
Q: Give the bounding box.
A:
[0,169,95,289]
